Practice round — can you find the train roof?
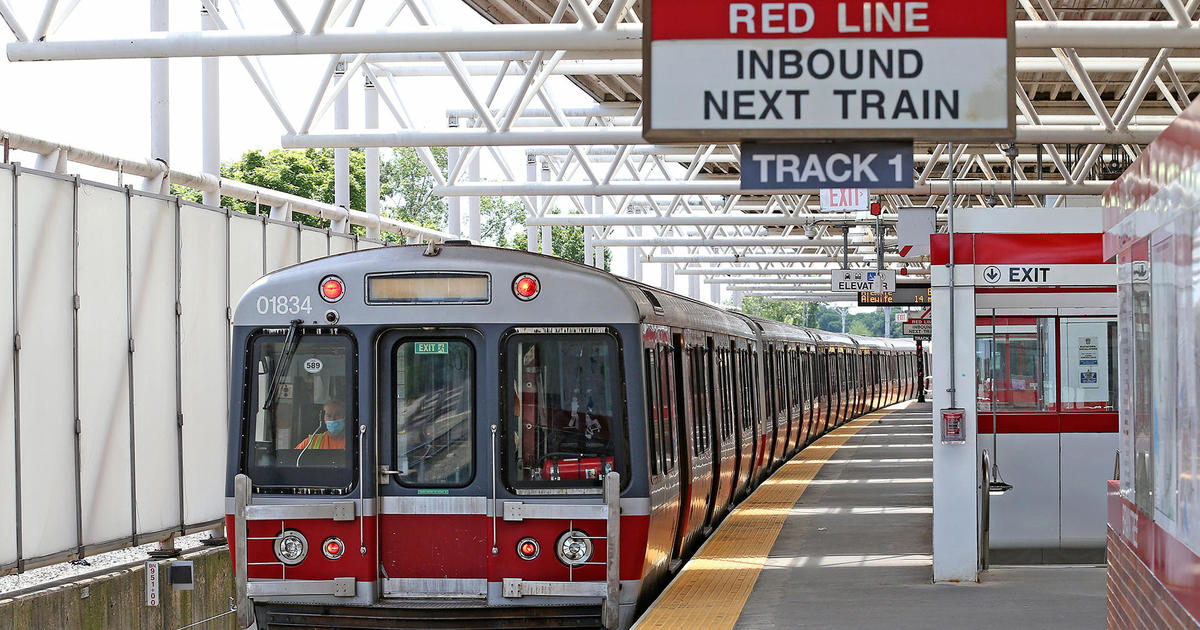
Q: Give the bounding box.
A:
[233,243,645,327]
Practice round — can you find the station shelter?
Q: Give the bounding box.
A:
[1103,97,1200,630]
[929,208,1118,580]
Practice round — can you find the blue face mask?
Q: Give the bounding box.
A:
[324,419,345,435]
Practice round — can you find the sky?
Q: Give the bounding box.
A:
[0,0,595,177]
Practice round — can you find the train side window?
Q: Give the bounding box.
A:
[644,347,660,476]
[659,344,677,472]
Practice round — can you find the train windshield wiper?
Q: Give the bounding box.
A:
[263,318,304,411]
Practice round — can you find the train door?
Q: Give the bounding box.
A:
[668,339,691,569]
[378,329,487,599]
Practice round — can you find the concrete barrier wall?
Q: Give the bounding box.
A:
[0,547,237,630]
[0,163,383,575]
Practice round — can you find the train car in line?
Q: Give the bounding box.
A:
[224,243,920,630]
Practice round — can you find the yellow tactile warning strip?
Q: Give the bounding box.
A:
[632,401,915,630]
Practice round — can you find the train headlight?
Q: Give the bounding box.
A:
[512,273,540,301]
[555,530,593,567]
[322,537,345,560]
[516,537,540,561]
[274,530,308,565]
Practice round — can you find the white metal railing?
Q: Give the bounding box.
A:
[0,128,453,243]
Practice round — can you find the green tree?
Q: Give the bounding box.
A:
[738,296,818,326]
[381,147,447,231]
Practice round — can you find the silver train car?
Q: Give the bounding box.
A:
[225,243,925,629]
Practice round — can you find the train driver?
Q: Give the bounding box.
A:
[295,399,347,449]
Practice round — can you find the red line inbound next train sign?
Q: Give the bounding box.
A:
[643,0,1015,142]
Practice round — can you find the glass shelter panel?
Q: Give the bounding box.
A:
[976,317,1057,412]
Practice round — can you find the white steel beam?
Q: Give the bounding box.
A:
[434,180,1110,197]
[12,21,1200,61]
[281,124,1166,148]
[0,0,27,41]
[6,24,643,60]
[645,254,907,263]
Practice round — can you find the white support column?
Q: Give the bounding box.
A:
[201,0,220,206]
[147,0,169,194]
[632,225,643,281]
[540,160,552,255]
[364,77,380,239]
[688,274,700,299]
[583,196,594,266]
[331,61,350,233]
[447,117,462,238]
[525,153,538,252]
[710,282,721,305]
[468,147,481,241]
[931,208,979,583]
[732,290,743,310]
[592,195,604,268]
[660,247,674,292]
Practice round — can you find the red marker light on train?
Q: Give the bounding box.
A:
[320,275,345,302]
[322,537,345,560]
[516,537,540,560]
[513,274,540,301]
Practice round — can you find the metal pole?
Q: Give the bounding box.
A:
[148,0,169,195]
[331,62,350,233]
[540,161,552,255]
[842,225,849,268]
[602,471,621,630]
[447,122,462,237]
[468,147,480,242]
[364,76,380,240]
[947,140,957,408]
[525,154,537,252]
[201,0,220,206]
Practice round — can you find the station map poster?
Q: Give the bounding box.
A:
[644,0,1015,143]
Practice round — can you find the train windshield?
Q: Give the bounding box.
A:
[504,330,625,490]
[244,331,356,493]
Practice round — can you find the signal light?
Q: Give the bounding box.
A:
[513,274,540,301]
[322,537,345,560]
[320,275,345,302]
[516,537,540,560]
[900,267,909,276]
[870,201,882,216]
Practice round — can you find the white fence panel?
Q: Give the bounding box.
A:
[16,173,78,561]
[330,233,356,255]
[129,195,181,536]
[265,222,299,272]
[77,183,133,548]
[357,239,384,250]
[299,228,328,262]
[180,205,229,527]
[229,213,265,312]
[0,168,16,570]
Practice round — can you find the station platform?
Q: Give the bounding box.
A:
[632,401,1106,630]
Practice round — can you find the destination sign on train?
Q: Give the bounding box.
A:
[644,0,1014,142]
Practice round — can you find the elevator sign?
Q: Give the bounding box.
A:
[643,0,1015,142]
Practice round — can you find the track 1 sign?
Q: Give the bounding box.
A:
[643,0,1015,142]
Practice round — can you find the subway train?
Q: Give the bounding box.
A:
[225,243,927,630]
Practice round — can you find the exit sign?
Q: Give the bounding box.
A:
[820,188,869,212]
[414,341,448,355]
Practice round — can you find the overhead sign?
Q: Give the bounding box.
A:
[896,207,936,258]
[832,269,895,292]
[819,188,869,212]
[902,321,931,338]
[644,0,1015,142]
[858,283,931,306]
[976,264,1118,287]
[741,141,913,189]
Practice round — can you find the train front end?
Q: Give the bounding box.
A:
[225,244,649,629]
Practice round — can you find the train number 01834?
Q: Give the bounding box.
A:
[256,295,313,315]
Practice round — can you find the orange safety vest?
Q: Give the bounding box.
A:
[296,432,346,450]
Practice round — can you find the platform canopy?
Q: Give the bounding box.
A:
[2,0,1195,299]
